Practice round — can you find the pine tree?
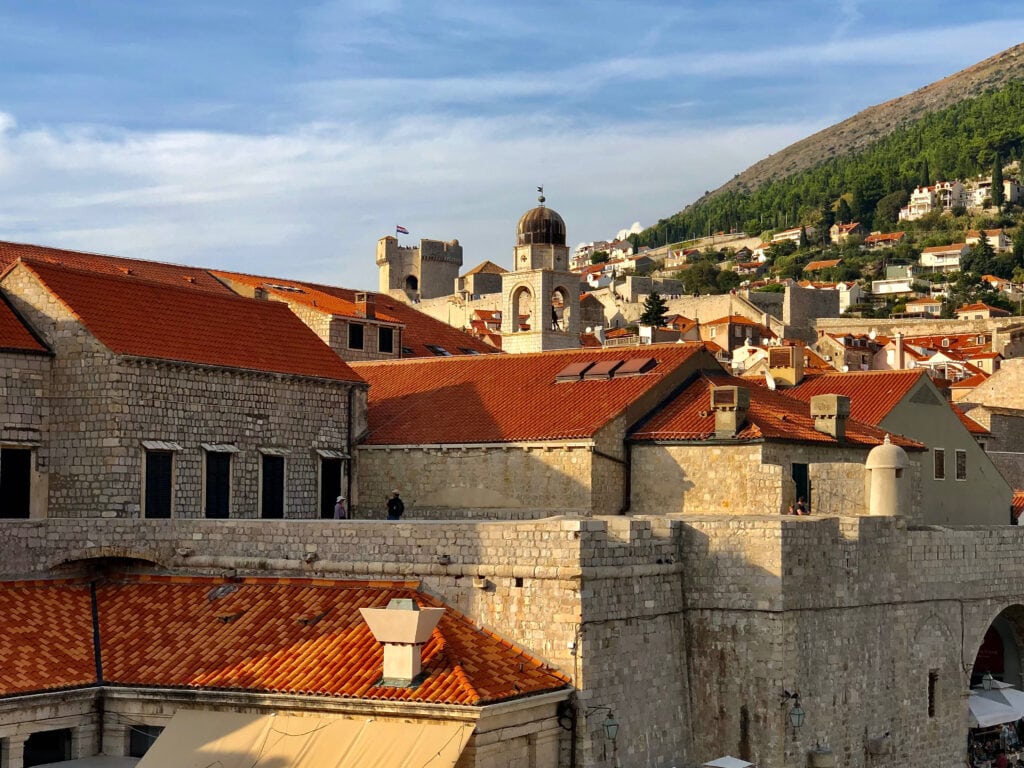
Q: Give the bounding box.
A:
[798,225,809,249]
[639,291,669,327]
[992,154,1005,209]
[836,197,852,224]
[919,158,930,188]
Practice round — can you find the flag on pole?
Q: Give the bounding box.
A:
[395,225,409,235]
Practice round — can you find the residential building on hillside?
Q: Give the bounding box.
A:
[829,222,866,242]
[920,243,969,272]
[863,231,906,248]
[958,302,1012,320]
[969,176,1022,207]
[899,181,967,220]
[699,315,775,353]
[967,228,1014,253]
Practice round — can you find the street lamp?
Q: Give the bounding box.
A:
[585,706,619,742]
[781,690,805,739]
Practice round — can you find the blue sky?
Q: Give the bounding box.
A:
[0,2,1021,288]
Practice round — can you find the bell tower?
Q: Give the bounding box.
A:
[501,191,580,353]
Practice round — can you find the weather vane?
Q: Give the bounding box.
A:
[537,185,545,204]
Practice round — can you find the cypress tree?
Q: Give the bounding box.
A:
[992,154,1005,209]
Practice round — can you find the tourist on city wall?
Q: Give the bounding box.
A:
[333,495,347,520]
[386,490,405,520]
[794,497,809,515]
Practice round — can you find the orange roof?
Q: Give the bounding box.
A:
[705,315,772,331]
[0,576,568,705]
[921,243,966,254]
[0,293,48,354]
[464,260,507,276]
[0,240,233,295]
[352,345,708,444]
[951,372,989,389]
[15,260,362,383]
[630,372,919,448]
[950,403,990,436]
[1013,490,1024,522]
[804,259,842,271]
[957,302,1010,316]
[788,370,926,426]
[864,232,905,244]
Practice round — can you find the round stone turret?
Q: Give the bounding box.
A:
[865,435,910,516]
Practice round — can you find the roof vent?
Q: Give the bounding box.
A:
[556,361,594,382]
[616,357,657,376]
[711,385,750,438]
[583,359,624,380]
[810,394,851,441]
[360,598,445,687]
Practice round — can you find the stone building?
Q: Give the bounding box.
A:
[377,235,464,301]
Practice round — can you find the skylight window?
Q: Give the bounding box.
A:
[266,283,306,294]
[425,344,452,356]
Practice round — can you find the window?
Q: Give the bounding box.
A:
[425,344,451,356]
[204,451,232,518]
[144,451,173,518]
[348,323,364,350]
[956,449,967,481]
[24,729,72,767]
[129,725,164,758]
[0,447,32,518]
[933,448,945,480]
[928,670,939,717]
[319,456,344,519]
[378,326,394,354]
[709,327,716,338]
[261,455,285,518]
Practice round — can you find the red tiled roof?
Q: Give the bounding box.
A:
[957,302,1010,316]
[921,244,966,254]
[464,260,507,276]
[16,261,362,383]
[864,232,905,244]
[804,259,842,271]
[951,372,990,389]
[788,370,926,426]
[1013,490,1024,522]
[950,403,990,436]
[351,345,709,444]
[0,241,233,295]
[0,576,568,705]
[630,372,919,448]
[0,293,48,354]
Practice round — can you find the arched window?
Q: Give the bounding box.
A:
[551,286,571,331]
[510,286,533,332]
[405,275,419,292]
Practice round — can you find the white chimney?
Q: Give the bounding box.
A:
[895,331,905,370]
[360,598,444,686]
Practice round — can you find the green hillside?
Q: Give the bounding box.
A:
[634,81,1024,247]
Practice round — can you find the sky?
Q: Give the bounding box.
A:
[0,3,1021,290]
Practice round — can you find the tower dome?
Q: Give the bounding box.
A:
[516,193,566,246]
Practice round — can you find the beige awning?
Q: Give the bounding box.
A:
[137,709,472,768]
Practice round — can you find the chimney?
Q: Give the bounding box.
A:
[711,385,750,438]
[593,325,604,344]
[894,331,905,370]
[355,291,376,320]
[810,394,850,441]
[360,598,444,687]
[768,345,804,386]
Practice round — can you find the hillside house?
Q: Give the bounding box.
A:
[863,231,907,248]
[829,222,866,242]
[899,181,967,221]
[919,243,969,272]
[967,229,1014,253]
[957,302,1012,320]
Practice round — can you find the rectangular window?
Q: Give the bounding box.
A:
[0,447,32,519]
[933,448,945,480]
[144,451,173,519]
[928,670,938,717]
[956,449,967,481]
[319,457,343,519]
[348,323,364,350]
[378,326,394,354]
[261,455,285,518]
[204,451,231,518]
[128,725,164,758]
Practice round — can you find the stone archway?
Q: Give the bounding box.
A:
[551,286,571,331]
[405,275,419,293]
[509,284,533,332]
[970,605,1024,689]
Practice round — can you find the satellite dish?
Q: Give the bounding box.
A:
[869,329,877,340]
[765,370,777,390]
[842,364,850,373]
[586,326,593,333]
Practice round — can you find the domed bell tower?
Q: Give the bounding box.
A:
[501,191,580,353]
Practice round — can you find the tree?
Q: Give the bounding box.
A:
[875,190,909,228]
[963,237,996,276]
[835,197,853,224]
[590,251,609,264]
[992,154,1005,210]
[798,226,809,249]
[639,291,669,327]
[919,157,930,188]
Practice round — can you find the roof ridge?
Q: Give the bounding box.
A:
[0,239,212,272]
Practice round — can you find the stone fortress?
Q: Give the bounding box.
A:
[0,202,1023,768]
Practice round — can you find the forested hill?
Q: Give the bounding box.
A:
[636,81,1024,245]
[633,42,1024,246]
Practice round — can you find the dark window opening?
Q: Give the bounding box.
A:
[129,725,164,758]
[405,275,418,292]
[379,326,394,354]
[514,577,524,588]
[934,448,945,480]
[205,452,231,518]
[144,451,173,519]
[320,458,343,519]
[425,344,451,356]
[261,455,285,518]
[0,447,32,518]
[928,670,938,717]
[955,449,967,481]
[349,323,365,350]
[791,463,809,508]
[24,728,72,767]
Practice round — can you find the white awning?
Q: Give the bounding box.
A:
[136,709,472,768]
[969,690,1022,728]
[704,757,755,768]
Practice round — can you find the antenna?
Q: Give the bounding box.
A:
[765,370,777,391]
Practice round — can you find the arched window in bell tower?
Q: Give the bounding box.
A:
[510,285,533,332]
[551,287,570,331]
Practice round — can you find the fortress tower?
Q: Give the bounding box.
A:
[376,236,463,302]
[500,192,580,353]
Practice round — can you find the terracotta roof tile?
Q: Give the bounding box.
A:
[950,403,990,435]
[0,576,568,706]
[17,261,362,383]
[352,345,708,444]
[1013,490,1024,522]
[787,370,925,426]
[631,372,918,447]
[464,260,507,276]
[804,259,843,271]
[0,292,48,354]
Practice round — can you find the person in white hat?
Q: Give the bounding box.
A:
[386,489,404,520]
[333,494,347,520]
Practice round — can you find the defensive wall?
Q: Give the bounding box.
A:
[4,514,1024,768]
[816,316,1024,357]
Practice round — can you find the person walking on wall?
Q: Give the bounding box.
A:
[333,495,347,520]
[386,490,404,520]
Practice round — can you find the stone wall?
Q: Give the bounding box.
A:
[816,316,1024,356]
[783,285,840,342]
[0,350,51,516]
[355,443,596,514]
